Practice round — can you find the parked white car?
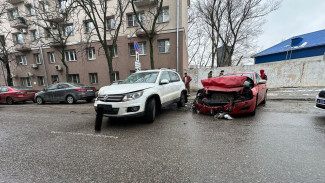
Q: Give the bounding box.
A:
[315,90,325,110]
[94,69,188,130]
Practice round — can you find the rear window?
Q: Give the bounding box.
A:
[11,86,33,90]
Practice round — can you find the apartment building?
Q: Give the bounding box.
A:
[0,0,189,90]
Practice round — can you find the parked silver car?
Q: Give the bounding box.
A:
[35,83,96,104]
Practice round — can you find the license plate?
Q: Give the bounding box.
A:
[317,99,325,105]
[98,105,112,110]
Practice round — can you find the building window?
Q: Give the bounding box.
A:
[129,42,146,56]
[127,13,144,27]
[59,0,71,12]
[9,9,19,20]
[64,50,77,61]
[48,52,56,63]
[68,74,80,83]
[26,5,35,16]
[85,21,94,33]
[30,30,37,41]
[21,77,31,87]
[0,35,5,46]
[158,8,169,23]
[13,33,24,44]
[44,28,51,38]
[41,2,49,12]
[89,73,98,84]
[158,39,170,53]
[51,75,59,83]
[18,56,27,65]
[113,71,119,81]
[38,76,45,86]
[34,53,41,64]
[63,24,74,37]
[87,47,96,60]
[108,46,118,57]
[107,16,115,30]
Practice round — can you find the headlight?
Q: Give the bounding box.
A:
[123,91,143,102]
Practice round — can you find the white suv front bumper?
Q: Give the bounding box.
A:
[94,98,146,117]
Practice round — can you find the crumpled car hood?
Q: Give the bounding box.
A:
[201,76,248,92]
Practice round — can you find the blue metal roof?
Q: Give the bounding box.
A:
[253,29,325,57]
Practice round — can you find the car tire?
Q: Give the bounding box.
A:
[261,92,267,104]
[6,97,14,105]
[177,92,186,108]
[66,95,76,104]
[144,98,156,123]
[36,97,44,105]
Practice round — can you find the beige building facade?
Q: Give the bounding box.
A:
[0,0,189,90]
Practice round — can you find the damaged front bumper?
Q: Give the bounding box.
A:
[193,89,256,115]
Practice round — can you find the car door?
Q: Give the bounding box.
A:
[255,73,266,104]
[168,71,182,100]
[158,71,173,104]
[0,87,9,103]
[44,84,59,102]
[55,83,71,102]
[0,87,3,103]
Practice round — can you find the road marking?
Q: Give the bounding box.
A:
[51,131,118,139]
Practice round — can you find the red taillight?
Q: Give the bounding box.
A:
[93,88,96,91]
[75,88,87,92]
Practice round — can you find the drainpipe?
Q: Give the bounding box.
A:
[32,0,49,87]
[176,0,180,72]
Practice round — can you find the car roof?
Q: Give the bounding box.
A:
[225,72,256,75]
[136,69,177,73]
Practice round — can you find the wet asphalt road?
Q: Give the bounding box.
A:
[1,101,325,182]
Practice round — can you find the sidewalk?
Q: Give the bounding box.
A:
[188,87,324,102]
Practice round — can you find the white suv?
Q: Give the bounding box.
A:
[94,69,187,130]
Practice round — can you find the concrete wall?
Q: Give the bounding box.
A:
[188,56,325,90]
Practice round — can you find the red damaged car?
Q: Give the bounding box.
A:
[193,72,267,115]
[0,86,39,105]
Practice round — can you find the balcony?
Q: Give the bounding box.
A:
[48,37,62,47]
[44,9,65,23]
[7,0,24,4]
[136,29,155,38]
[15,43,32,52]
[134,0,158,7]
[10,17,28,29]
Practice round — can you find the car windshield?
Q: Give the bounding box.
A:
[11,86,33,90]
[122,72,159,84]
[225,73,254,80]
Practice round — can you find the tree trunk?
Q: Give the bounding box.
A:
[5,62,12,86]
[104,47,114,83]
[149,38,154,69]
[211,29,215,68]
[61,52,69,82]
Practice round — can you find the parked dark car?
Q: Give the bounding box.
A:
[34,83,96,104]
[315,90,325,110]
[0,86,39,105]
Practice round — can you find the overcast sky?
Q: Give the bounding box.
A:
[256,0,325,52]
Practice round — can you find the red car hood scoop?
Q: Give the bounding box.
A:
[201,76,247,92]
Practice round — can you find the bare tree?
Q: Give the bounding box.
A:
[0,2,14,86]
[131,0,165,69]
[74,0,130,83]
[33,0,79,81]
[193,0,279,67]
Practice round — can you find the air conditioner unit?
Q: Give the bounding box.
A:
[11,73,17,78]
[21,29,27,34]
[31,64,38,69]
[55,65,62,71]
[27,72,34,77]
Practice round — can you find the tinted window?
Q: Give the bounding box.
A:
[168,71,180,82]
[10,86,33,90]
[0,87,8,92]
[160,71,171,82]
[48,84,59,90]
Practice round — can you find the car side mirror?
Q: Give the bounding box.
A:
[258,79,267,84]
[160,79,169,85]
